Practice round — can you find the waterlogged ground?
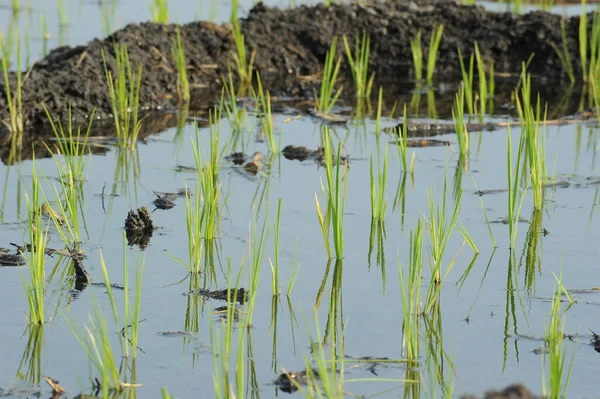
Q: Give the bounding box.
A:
[0,1,600,399]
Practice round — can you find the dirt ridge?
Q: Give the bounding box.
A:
[0,0,589,141]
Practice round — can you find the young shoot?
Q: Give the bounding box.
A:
[315,37,343,115]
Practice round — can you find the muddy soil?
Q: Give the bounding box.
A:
[0,0,592,146]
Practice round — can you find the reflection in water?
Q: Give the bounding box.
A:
[393,173,409,230]
[16,324,44,386]
[520,210,543,295]
[502,251,528,372]
[368,219,387,291]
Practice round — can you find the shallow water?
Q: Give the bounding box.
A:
[1,1,600,399]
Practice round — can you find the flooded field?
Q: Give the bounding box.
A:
[0,1,600,399]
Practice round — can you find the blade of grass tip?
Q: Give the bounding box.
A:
[456,220,478,254]
[552,271,574,304]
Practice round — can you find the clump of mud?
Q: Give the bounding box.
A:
[0,0,589,150]
[461,384,540,399]
[124,206,155,249]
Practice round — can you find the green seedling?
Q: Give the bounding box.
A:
[315,127,348,260]
[515,67,547,212]
[64,248,144,393]
[21,162,49,325]
[172,27,190,103]
[315,37,343,115]
[452,85,469,155]
[424,176,461,312]
[370,142,389,220]
[343,32,374,100]
[506,123,528,249]
[102,44,143,148]
[150,0,169,24]
[542,279,575,399]
[474,42,490,121]
[1,32,24,155]
[457,47,475,118]
[270,199,282,297]
[286,239,301,297]
[426,24,444,86]
[410,30,423,85]
[399,219,424,360]
[222,66,246,133]
[255,72,276,153]
[550,20,575,84]
[230,0,254,88]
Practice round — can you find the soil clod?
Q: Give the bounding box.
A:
[461,383,540,399]
[124,206,155,249]
[189,287,249,304]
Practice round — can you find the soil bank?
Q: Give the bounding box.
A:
[0,0,590,147]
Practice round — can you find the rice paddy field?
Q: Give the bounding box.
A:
[0,0,600,398]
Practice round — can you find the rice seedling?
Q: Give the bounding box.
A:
[100,0,118,37]
[286,239,301,297]
[1,32,24,153]
[580,0,589,80]
[588,11,600,83]
[423,176,461,312]
[11,0,20,11]
[270,199,282,297]
[161,387,174,398]
[426,25,444,87]
[22,162,49,325]
[399,219,424,361]
[63,302,122,392]
[57,0,68,26]
[222,66,246,133]
[542,278,575,399]
[452,85,469,155]
[515,67,547,211]
[315,127,348,260]
[255,72,277,153]
[247,206,270,326]
[456,220,478,254]
[102,44,143,149]
[150,0,169,24]
[473,42,489,121]
[370,141,389,220]
[375,86,383,135]
[63,244,145,393]
[210,259,246,399]
[177,117,221,273]
[550,20,575,84]
[41,14,49,57]
[343,32,374,100]
[410,30,423,85]
[230,0,254,88]
[506,123,528,249]
[315,38,343,115]
[172,27,190,104]
[291,310,345,398]
[457,47,475,118]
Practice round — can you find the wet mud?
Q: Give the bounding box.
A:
[124,206,155,249]
[461,384,540,399]
[0,0,594,146]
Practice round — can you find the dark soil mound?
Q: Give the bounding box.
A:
[0,0,589,145]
